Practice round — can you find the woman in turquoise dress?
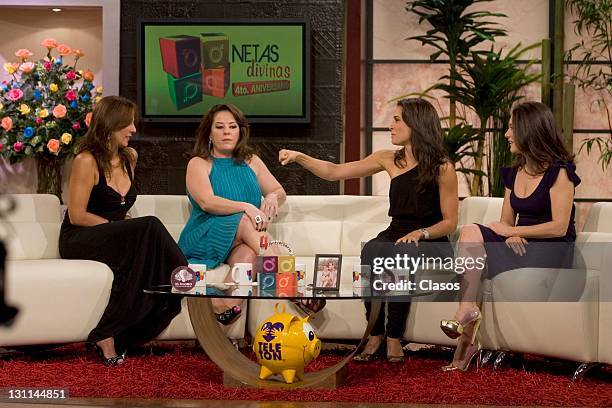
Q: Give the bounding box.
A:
[179,104,286,324]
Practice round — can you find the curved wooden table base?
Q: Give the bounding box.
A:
[187,297,382,389]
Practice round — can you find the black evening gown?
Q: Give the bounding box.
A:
[361,166,452,338]
[59,161,185,349]
[477,161,581,277]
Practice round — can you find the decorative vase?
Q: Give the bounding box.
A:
[36,156,63,201]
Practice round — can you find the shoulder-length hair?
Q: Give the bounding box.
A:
[511,101,574,173]
[393,98,448,187]
[191,104,255,162]
[76,95,137,178]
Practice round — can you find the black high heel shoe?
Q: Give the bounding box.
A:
[215,305,241,325]
[87,342,125,367]
[353,336,386,362]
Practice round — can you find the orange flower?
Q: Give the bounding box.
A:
[15,48,33,61]
[52,104,67,119]
[47,139,60,154]
[73,49,84,58]
[85,112,93,127]
[41,38,58,49]
[82,70,94,82]
[1,116,13,132]
[57,44,72,56]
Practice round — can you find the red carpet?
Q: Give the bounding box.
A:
[1,343,611,406]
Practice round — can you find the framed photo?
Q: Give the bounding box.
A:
[313,254,342,291]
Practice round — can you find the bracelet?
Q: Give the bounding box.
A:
[420,228,430,240]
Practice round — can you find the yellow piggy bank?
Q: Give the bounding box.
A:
[253,303,321,384]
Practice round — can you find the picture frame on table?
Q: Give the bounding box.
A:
[313,254,342,291]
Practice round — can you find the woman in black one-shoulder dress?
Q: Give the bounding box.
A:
[279,98,459,362]
[59,96,184,366]
[440,101,581,371]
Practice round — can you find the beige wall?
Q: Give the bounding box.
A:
[0,6,101,197]
[370,0,612,199]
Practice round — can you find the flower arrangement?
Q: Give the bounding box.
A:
[0,38,102,197]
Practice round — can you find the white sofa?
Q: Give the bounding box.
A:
[2,194,611,375]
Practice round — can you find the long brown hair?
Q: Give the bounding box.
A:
[76,95,137,177]
[192,104,255,162]
[511,101,574,173]
[393,98,448,187]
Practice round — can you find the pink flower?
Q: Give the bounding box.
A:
[85,112,93,127]
[72,122,81,130]
[36,117,43,124]
[47,139,60,154]
[1,117,12,131]
[41,38,58,49]
[20,61,35,73]
[6,88,24,101]
[52,104,67,118]
[57,44,71,56]
[43,60,52,71]
[13,142,24,152]
[65,89,78,101]
[65,70,76,81]
[0,143,3,152]
[15,48,33,61]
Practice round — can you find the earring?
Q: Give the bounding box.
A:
[208,137,212,151]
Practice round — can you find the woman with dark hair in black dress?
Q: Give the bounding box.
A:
[440,101,581,371]
[59,96,184,366]
[280,98,458,362]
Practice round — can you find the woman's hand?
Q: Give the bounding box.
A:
[505,236,528,256]
[279,149,300,166]
[244,204,268,231]
[487,221,514,237]
[395,230,423,246]
[260,193,279,221]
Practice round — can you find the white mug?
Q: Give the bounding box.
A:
[295,263,306,286]
[189,264,207,287]
[231,262,253,285]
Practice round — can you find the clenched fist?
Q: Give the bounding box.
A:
[279,149,300,166]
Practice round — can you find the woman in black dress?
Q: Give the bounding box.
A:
[59,96,184,366]
[440,101,581,371]
[279,98,458,362]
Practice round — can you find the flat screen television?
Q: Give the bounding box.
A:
[138,19,310,123]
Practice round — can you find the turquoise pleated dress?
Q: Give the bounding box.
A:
[178,157,262,268]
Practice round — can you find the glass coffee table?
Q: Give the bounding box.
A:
[145,283,431,389]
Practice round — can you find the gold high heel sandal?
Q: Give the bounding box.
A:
[441,339,482,372]
[440,309,482,339]
[441,314,482,372]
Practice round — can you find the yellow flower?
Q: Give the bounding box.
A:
[49,83,58,93]
[3,62,18,75]
[60,132,72,145]
[0,102,3,111]
[19,104,31,115]
[38,108,49,118]
[95,96,102,103]
[95,86,104,94]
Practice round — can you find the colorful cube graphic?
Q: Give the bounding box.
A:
[159,35,201,79]
[200,33,229,68]
[166,72,202,110]
[202,67,230,98]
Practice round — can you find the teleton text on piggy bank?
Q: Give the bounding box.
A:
[253,303,321,384]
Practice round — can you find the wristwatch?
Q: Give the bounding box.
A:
[420,228,430,240]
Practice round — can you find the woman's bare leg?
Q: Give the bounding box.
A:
[454,224,486,320]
